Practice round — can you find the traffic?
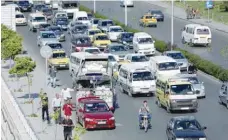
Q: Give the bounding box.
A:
[8,0,228,140]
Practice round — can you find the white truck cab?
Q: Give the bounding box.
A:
[28,12,47,32]
[118,63,156,97]
[73,11,90,25]
[133,32,156,55]
[107,26,124,42]
[181,24,212,47]
[149,56,180,78]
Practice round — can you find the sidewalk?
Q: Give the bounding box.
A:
[1,59,67,140]
[146,1,228,34]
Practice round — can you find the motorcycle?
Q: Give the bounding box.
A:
[139,114,151,132]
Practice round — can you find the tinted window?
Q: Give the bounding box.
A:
[110,45,127,52]
[196,28,210,35]
[89,30,101,35]
[16,14,24,18]
[40,24,50,28]
[50,27,61,31]
[96,35,109,40]
[131,55,149,62]
[133,72,154,81]
[62,3,78,8]
[145,16,153,19]
[85,49,100,54]
[78,17,88,20]
[93,19,99,24]
[74,37,90,44]
[18,1,29,5]
[101,21,113,26]
[174,120,201,130]
[52,52,66,58]
[110,27,123,32]
[41,33,56,38]
[85,102,109,113]
[122,33,134,39]
[171,84,193,95]
[48,43,62,49]
[138,38,153,44]
[158,62,179,70]
[167,53,185,59]
[33,17,45,22]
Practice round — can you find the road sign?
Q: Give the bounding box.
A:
[206,0,213,9]
[40,45,53,58]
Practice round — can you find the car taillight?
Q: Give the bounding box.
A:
[75,47,81,52]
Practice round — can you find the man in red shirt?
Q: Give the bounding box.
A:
[62,100,73,118]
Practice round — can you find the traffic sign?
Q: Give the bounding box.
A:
[40,45,53,58]
[206,0,213,9]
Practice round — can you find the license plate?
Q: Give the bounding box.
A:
[60,65,65,67]
[98,121,106,124]
[181,107,189,110]
[144,52,150,54]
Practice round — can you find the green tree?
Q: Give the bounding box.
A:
[1,24,23,67]
[9,56,36,116]
[73,124,86,140]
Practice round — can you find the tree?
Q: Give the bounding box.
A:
[9,56,36,116]
[73,124,86,140]
[1,24,23,67]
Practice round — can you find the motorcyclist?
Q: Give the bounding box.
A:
[138,100,151,125]
[188,63,197,74]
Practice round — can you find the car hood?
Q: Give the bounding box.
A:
[174,130,206,138]
[192,84,202,90]
[111,51,129,57]
[175,59,188,64]
[41,38,58,44]
[84,112,113,119]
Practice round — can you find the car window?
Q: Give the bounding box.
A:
[41,33,56,38]
[131,55,149,62]
[16,14,24,18]
[167,53,185,59]
[85,102,109,113]
[174,120,201,130]
[110,45,127,52]
[48,43,62,49]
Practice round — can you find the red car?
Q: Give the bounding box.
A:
[70,34,92,52]
[76,97,115,130]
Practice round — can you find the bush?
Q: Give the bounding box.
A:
[79,5,228,81]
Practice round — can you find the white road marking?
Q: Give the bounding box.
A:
[115,123,123,126]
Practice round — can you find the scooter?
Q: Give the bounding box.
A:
[139,114,151,132]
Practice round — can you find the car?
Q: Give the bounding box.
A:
[33,3,46,12]
[70,34,92,52]
[219,82,228,109]
[81,47,101,54]
[76,97,115,130]
[55,17,68,31]
[67,21,83,33]
[177,74,206,98]
[69,24,88,37]
[120,0,134,7]
[28,13,47,32]
[16,0,32,12]
[47,49,69,69]
[163,51,189,72]
[104,43,131,60]
[97,19,114,32]
[139,14,157,27]
[43,41,63,50]
[166,116,207,140]
[87,12,94,20]
[92,33,111,51]
[148,10,164,21]
[107,26,124,42]
[85,28,102,41]
[124,54,149,63]
[38,23,51,32]
[89,18,101,28]
[37,31,58,47]
[41,7,53,20]
[46,26,65,42]
[117,32,134,49]
[52,11,68,25]
[15,11,27,26]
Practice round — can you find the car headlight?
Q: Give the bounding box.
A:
[85,118,93,121]
[109,117,115,120]
[201,85,205,90]
[199,138,207,140]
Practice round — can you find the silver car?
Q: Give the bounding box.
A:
[97,19,114,32]
[163,50,189,72]
[177,74,206,98]
[219,82,228,109]
[37,31,58,47]
[105,43,132,60]
[47,26,65,42]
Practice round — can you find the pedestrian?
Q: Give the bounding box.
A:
[40,93,50,124]
[62,100,73,119]
[61,85,74,102]
[186,5,191,19]
[61,116,74,140]
[188,63,197,74]
[49,65,57,88]
[52,93,62,124]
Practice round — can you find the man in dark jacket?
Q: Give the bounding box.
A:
[188,63,197,74]
[62,116,74,140]
[40,93,50,124]
[49,66,57,87]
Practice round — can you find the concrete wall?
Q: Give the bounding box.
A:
[1,5,16,31]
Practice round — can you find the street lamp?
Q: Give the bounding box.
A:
[171,0,174,50]
[125,0,127,26]
[94,0,96,13]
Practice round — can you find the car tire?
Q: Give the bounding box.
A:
[166,103,171,113]
[128,88,133,97]
[182,37,186,44]
[189,39,194,47]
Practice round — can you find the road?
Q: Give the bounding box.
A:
[17,10,228,140]
[80,1,228,69]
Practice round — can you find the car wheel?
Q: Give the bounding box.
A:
[166,103,171,113]
[182,37,186,44]
[128,88,133,97]
[218,98,223,105]
[189,39,194,47]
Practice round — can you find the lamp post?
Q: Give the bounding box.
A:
[125,0,127,26]
[171,0,174,50]
[93,0,96,13]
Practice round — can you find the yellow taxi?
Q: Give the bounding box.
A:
[86,28,102,41]
[92,33,111,51]
[48,49,69,69]
[139,14,157,27]
[112,60,130,81]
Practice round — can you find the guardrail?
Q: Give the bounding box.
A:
[1,77,39,140]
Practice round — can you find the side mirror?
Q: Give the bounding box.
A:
[110,107,115,113]
[202,126,207,130]
[79,109,83,112]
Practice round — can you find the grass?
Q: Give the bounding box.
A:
[172,1,228,24]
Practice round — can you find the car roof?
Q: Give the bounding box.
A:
[120,63,150,72]
[46,41,61,44]
[164,50,182,54]
[150,56,176,63]
[108,43,124,47]
[172,116,196,121]
[72,34,89,38]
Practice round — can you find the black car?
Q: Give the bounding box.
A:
[45,42,63,50]
[16,0,32,12]
[46,26,65,42]
[69,24,88,37]
[55,18,68,31]
[33,3,46,12]
[41,8,53,20]
[38,23,51,32]
[148,10,164,21]
[166,116,207,140]
[117,32,134,49]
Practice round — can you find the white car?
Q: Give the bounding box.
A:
[107,26,124,42]
[120,0,134,7]
[15,11,27,26]
[81,47,101,54]
[89,18,100,28]
[124,53,149,67]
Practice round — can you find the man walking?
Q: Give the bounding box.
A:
[61,85,74,102]
[52,93,62,124]
[49,65,57,88]
[40,93,50,124]
[61,116,74,140]
[62,100,73,119]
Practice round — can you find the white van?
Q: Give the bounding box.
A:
[149,56,180,78]
[118,63,156,97]
[15,11,27,26]
[133,32,156,55]
[181,24,212,47]
[73,11,90,25]
[28,13,47,32]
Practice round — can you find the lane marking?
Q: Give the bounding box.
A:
[115,123,123,127]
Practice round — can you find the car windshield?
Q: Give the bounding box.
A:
[158,62,179,70]
[145,15,154,19]
[82,59,108,69]
[196,28,210,35]
[74,38,90,44]
[35,5,46,9]
[174,120,201,130]
[167,53,185,59]
[48,43,62,49]
[78,17,88,20]
[18,1,29,5]
[33,17,45,22]
[50,27,62,32]
[151,11,162,14]
[85,49,100,54]
[93,19,99,24]
[62,3,78,8]
[170,84,193,95]
[131,55,149,62]
[41,33,56,38]
[88,13,93,19]
[42,8,52,13]
[122,33,134,39]
[108,55,117,62]
[57,18,68,22]
[52,52,65,58]
[187,77,200,84]
[40,24,50,28]
[138,38,153,44]
[56,14,67,18]
[74,26,88,31]
[133,72,154,81]
[89,30,101,35]
[85,102,109,113]
[16,14,24,18]
[57,20,67,25]
[101,21,113,26]
[110,45,127,52]
[96,35,109,40]
[110,27,123,32]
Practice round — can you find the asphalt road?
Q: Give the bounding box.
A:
[17,11,228,140]
[80,1,228,69]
